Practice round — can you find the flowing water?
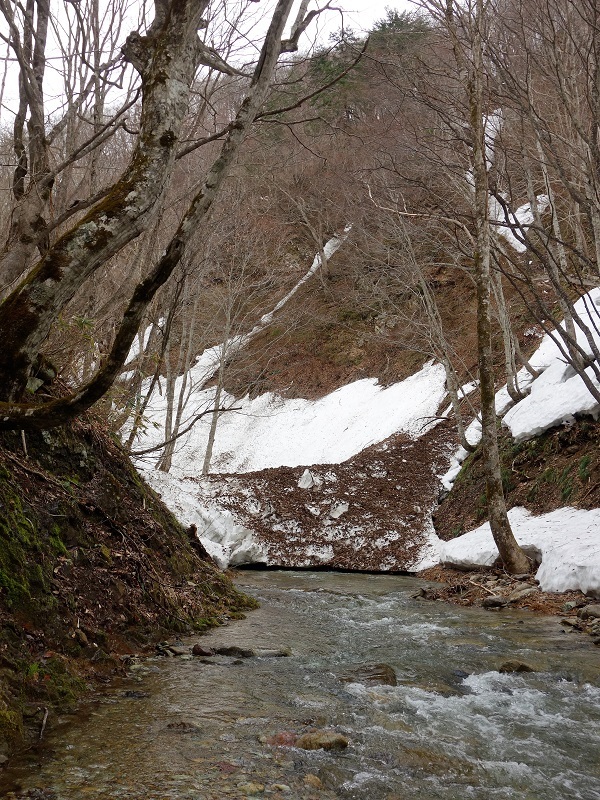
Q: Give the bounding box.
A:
[2,571,599,800]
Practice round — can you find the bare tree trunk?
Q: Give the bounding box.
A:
[471,8,529,575]
[0,0,311,429]
[447,0,530,573]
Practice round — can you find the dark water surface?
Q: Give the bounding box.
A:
[1,570,599,799]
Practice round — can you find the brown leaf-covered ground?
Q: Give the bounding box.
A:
[191,421,457,572]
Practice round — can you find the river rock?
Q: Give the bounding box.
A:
[192,644,215,657]
[507,586,539,603]
[498,660,535,674]
[339,663,397,686]
[296,730,349,751]
[213,645,256,658]
[578,604,600,620]
[192,644,215,658]
[167,646,188,656]
[560,617,582,628]
[482,596,506,608]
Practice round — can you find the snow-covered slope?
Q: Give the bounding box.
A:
[132,359,447,475]
[138,361,452,568]
[132,289,600,595]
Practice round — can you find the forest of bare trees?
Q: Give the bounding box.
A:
[2,0,600,572]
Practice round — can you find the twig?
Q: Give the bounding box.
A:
[468,579,500,596]
[39,706,49,740]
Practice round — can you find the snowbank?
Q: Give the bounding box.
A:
[440,507,600,597]
[503,289,600,440]
[133,360,447,475]
[441,288,600,490]
[143,470,267,569]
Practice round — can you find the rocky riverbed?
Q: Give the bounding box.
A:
[2,570,599,799]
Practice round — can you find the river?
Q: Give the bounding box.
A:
[1,571,599,800]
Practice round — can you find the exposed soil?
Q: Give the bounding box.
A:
[0,417,255,758]
[193,421,457,571]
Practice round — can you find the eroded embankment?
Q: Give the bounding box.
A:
[0,419,255,760]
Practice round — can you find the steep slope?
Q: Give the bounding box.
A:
[0,417,254,759]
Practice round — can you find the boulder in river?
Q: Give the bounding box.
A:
[192,644,215,657]
[498,660,535,674]
[339,663,397,686]
[296,730,349,751]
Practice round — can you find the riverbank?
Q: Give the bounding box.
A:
[0,422,256,762]
[418,565,600,644]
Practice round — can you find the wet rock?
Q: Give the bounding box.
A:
[295,730,349,751]
[213,645,256,658]
[122,690,150,699]
[339,663,397,686]
[192,644,215,657]
[452,669,470,680]
[167,646,188,656]
[578,604,600,620]
[482,596,506,608]
[498,660,535,674]
[561,617,583,628]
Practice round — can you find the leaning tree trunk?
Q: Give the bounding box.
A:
[0,0,209,401]
[0,0,306,430]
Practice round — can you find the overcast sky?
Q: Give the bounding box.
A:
[0,0,417,126]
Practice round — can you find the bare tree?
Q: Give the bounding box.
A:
[0,0,329,429]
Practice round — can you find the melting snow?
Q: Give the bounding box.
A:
[439,507,600,597]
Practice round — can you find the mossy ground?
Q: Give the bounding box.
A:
[434,416,600,540]
[0,416,255,758]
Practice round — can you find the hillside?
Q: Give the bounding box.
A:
[0,416,255,759]
[127,261,600,600]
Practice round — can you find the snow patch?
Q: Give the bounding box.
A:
[132,360,447,476]
[440,507,600,597]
